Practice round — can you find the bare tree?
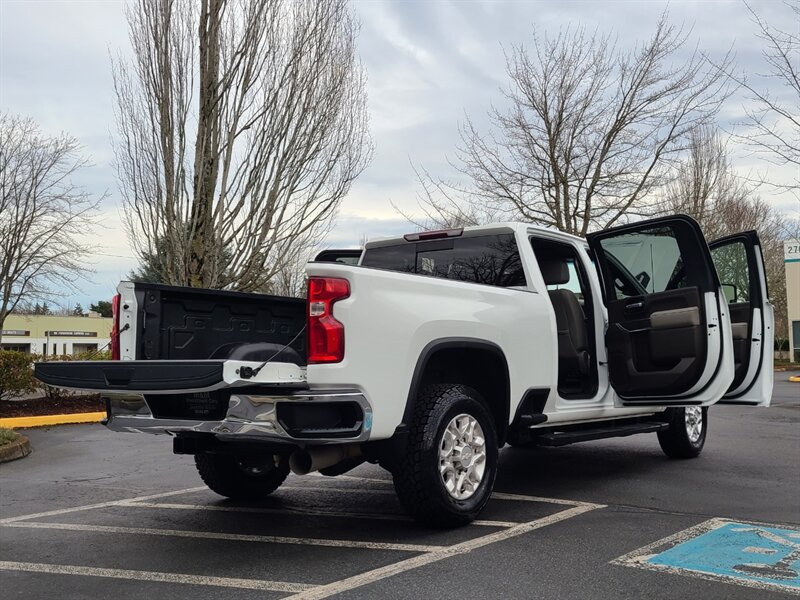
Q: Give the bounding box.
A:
[393,164,512,231]
[113,0,372,291]
[0,114,101,344]
[659,125,788,343]
[414,15,732,236]
[732,1,800,197]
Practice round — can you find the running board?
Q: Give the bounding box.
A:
[534,421,668,447]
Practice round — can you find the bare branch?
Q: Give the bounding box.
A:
[657,124,789,343]
[410,13,733,236]
[114,0,373,291]
[0,114,102,342]
[728,1,800,197]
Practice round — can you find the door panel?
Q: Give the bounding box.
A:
[588,215,734,406]
[710,231,773,406]
[606,288,707,397]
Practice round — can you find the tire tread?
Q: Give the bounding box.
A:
[195,453,289,500]
[393,383,497,528]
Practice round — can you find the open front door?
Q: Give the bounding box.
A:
[710,231,774,406]
[587,216,734,406]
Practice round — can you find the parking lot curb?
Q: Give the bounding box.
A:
[789,375,800,383]
[0,412,106,429]
[0,434,32,463]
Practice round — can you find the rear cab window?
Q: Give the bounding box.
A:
[361,233,526,288]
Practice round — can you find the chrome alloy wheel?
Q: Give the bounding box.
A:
[685,406,703,443]
[439,413,487,500]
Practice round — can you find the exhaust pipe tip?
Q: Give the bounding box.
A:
[289,450,314,476]
[289,445,363,476]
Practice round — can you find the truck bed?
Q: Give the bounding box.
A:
[34,282,309,395]
[125,282,307,361]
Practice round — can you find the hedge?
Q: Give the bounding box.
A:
[0,351,38,401]
[0,349,112,400]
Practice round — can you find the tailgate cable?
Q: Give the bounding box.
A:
[72,324,130,360]
[238,325,307,380]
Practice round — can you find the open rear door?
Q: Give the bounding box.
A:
[710,231,774,406]
[587,215,734,406]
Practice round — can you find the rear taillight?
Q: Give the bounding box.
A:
[307,277,350,364]
[110,293,121,360]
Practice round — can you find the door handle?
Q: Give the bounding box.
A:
[625,301,644,312]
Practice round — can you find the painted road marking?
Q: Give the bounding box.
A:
[613,518,800,595]
[2,481,603,595]
[285,484,584,506]
[304,474,590,507]
[286,503,603,600]
[0,487,208,525]
[120,499,520,528]
[1,521,443,553]
[0,560,313,593]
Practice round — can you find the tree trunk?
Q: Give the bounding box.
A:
[190,0,223,288]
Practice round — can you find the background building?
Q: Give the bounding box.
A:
[786,240,800,362]
[0,313,112,356]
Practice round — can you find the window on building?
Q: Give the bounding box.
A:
[1,343,31,353]
[73,343,98,355]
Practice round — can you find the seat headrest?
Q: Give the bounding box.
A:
[539,259,570,285]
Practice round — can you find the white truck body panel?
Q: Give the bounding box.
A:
[306,220,732,442]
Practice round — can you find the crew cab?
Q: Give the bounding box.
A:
[35,216,773,527]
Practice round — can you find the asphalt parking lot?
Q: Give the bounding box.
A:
[1,380,798,599]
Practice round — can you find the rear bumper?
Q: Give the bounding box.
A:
[105,389,372,444]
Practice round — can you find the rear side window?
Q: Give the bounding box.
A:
[546,259,583,297]
[362,234,526,288]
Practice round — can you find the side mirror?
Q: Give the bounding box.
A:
[635,271,651,289]
[721,283,738,303]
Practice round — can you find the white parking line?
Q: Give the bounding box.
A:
[121,500,519,528]
[2,481,604,595]
[0,560,313,593]
[2,521,442,553]
[287,503,603,600]
[492,491,594,506]
[0,487,208,525]
[300,475,594,507]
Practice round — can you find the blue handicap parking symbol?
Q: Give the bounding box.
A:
[648,521,800,590]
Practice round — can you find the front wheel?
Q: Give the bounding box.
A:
[195,452,289,500]
[392,384,498,528]
[657,406,707,459]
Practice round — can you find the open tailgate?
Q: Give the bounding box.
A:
[34,359,306,394]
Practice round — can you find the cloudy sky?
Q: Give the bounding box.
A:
[1,0,796,308]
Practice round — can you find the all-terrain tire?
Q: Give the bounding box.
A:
[657,406,707,459]
[195,453,289,500]
[393,384,498,528]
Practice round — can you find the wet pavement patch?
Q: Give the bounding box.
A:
[614,518,800,595]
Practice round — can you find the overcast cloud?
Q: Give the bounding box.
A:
[0,0,796,307]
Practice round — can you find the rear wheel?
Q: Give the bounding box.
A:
[657,406,707,459]
[195,453,289,500]
[393,384,498,528]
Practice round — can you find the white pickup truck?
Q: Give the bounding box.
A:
[35,216,774,527]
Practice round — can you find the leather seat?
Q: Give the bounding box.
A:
[539,259,591,382]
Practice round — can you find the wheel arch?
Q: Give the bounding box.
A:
[403,338,511,445]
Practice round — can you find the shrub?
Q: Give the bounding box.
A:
[0,428,18,446]
[0,351,38,401]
